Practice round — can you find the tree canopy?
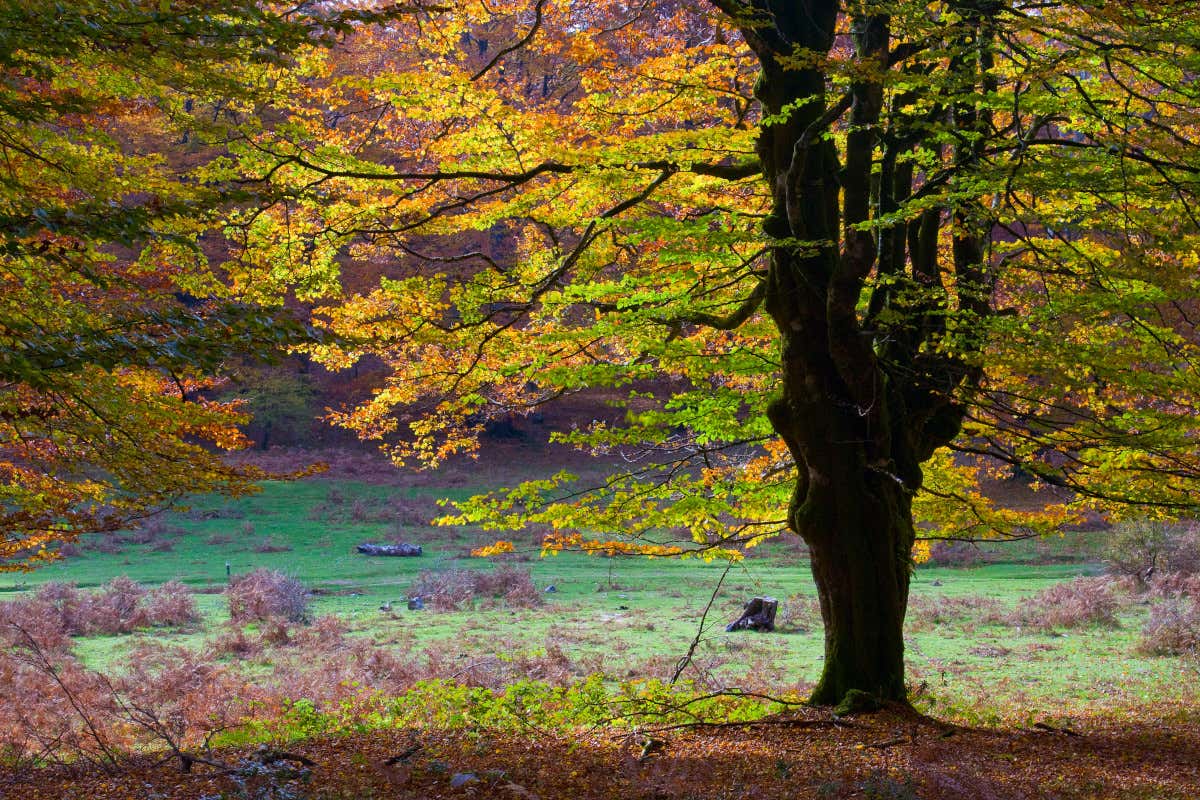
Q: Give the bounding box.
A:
[230,0,1200,704]
[10,0,1200,705]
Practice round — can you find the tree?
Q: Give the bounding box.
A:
[248,0,1200,706]
[0,1,429,568]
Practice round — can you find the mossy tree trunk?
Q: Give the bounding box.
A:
[715,0,992,705]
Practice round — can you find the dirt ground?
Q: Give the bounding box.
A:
[5,706,1199,800]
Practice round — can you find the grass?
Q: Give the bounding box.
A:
[2,477,1194,723]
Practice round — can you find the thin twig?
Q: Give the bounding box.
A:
[670,558,735,685]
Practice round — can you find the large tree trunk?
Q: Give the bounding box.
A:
[745,0,914,707]
[724,0,982,707]
[769,379,921,706]
[803,463,914,705]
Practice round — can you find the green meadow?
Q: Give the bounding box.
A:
[4,478,1193,725]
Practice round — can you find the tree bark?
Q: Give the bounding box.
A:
[803,462,914,705]
[736,0,926,707]
[769,378,919,706]
[709,0,988,707]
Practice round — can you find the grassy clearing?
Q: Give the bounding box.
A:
[2,478,1194,724]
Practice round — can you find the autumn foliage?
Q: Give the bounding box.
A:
[6,0,1200,710]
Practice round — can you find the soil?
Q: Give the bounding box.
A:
[6,707,1198,799]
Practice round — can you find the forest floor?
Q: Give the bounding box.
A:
[5,704,1199,799]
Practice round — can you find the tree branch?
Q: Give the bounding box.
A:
[471,0,549,81]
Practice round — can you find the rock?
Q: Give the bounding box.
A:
[407,596,424,610]
[450,772,479,788]
[357,542,422,557]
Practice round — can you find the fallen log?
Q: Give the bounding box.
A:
[356,542,422,557]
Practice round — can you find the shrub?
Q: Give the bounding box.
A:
[142,581,200,628]
[1,578,199,640]
[1150,571,1200,599]
[259,617,292,646]
[409,566,542,612]
[1106,518,1200,589]
[91,534,124,554]
[391,495,438,527]
[0,598,71,652]
[295,614,349,649]
[118,643,254,751]
[776,593,822,634]
[473,564,542,608]
[907,593,1005,632]
[226,569,309,623]
[128,519,184,545]
[31,582,89,635]
[85,576,149,634]
[925,540,987,568]
[410,569,477,611]
[1165,524,1200,575]
[0,640,119,768]
[55,541,82,558]
[1011,576,1120,631]
[30,578,148,636]
[1139,598,1200,655]
[208,627,263,659]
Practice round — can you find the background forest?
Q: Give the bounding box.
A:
[3,1,1200,798]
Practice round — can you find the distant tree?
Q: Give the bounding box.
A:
[227,365,318,450]
[244,1,1200,706]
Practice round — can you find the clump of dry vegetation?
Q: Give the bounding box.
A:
[0,578,199,640]
[251,536,294,553]
[1011,576,1121,631]
[225,569,310,623]
[409,565,542,611]
[906,593,1006,632]
[924,541,988,568]
[1139,597,1200,655]
[775,593,821,634]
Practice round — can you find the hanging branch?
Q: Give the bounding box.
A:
[670,558,735,685]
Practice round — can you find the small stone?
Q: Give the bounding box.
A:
[450,772,479,788]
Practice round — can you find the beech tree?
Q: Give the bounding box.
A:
[244,0,1200,706]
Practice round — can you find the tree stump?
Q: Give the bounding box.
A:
[356,542,422,557]
[726,596,778,632]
